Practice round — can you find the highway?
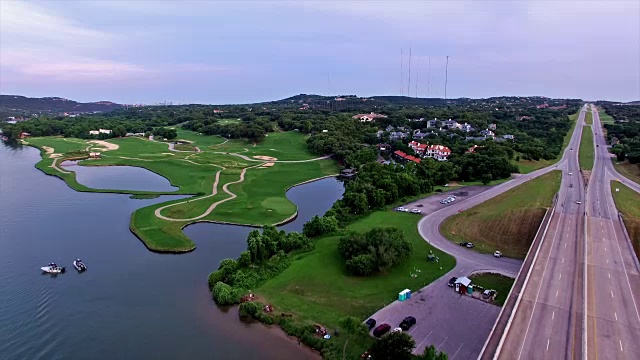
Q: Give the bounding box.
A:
[495,105,588,360]
[586,105,640,359]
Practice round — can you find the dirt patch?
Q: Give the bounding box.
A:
[254,155,278,161]
[260,162,276,168]
[89,140,119,151]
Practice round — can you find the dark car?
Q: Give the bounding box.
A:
[416,204,424,207]
[459,242,468,247]
[399,316,416,331]
[448,277,458,287]
[372,323,391,338]
[365,318,376,330]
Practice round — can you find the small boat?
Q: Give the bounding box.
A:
[41,263,65,274]
[73,259,87,272]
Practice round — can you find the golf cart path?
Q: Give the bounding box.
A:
[213,152,332,163]
[154,164,261,222]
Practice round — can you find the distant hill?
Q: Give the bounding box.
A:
[0,95,123,116]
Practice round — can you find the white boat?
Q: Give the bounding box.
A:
[41,263,65,274]
[73,259,87,272]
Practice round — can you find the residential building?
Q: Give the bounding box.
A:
[213,109,224,113]
[393,150,421,164]
[389,131,408,141]
[426,145,451,161]
[426,119,440,129]
[488,123,497,130]
[441,119,460,130]
[480,129,495,137]
[408,140,428,155]
[352,112,388,122]
[377,143,391,151]
[412,129,428,140]
[502,134,515,140]
[89,130,100,135]
[466,136,487,142]
[99,129,112,134]
[89,152,101,158]
[467,145,480,153]
[19,132,31,139]
[460,123,474,133]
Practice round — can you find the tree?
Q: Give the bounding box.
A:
[370,332,415,360]
[345,254,376,275]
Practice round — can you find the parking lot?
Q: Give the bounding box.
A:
[368,275,501,359]
[396,186,491,216]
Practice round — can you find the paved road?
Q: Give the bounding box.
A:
[586,105,640,360]
[496,105,589,360]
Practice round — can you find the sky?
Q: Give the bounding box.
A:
[1,0,639,104]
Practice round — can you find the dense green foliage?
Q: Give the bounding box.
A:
[302,215,339,238]
[338,227,413,275]
[370,332,416,360]
[600,104,640,163]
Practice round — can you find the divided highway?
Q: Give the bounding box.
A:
[495,106,588,360]
[585,105,640,359]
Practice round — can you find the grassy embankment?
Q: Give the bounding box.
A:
[579,126,594,170]
[598,109,615,125]
[585,110,593,125]
[613,161,640,185]
[514,111,580,174]
[440,170,562,259]
[25,130,339,252]
[469,273,514,306]
[257,211,456,358]
[610,181,640,259]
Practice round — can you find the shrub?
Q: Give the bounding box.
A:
[345,254,376,275]
[208,270,224,289]
[238,301,259,318]
[237,251,252,267]
[211,282,241,305]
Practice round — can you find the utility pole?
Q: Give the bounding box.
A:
[407,47,412,97]
[400,48,404,96]
[445,55,449,99]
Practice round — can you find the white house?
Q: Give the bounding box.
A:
[99,129,112,134]
[352,112,388,122]
[89,130,100,135]
[408,140,428,154]
[426,144,451,161]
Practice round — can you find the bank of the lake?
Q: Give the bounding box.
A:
[0,143,343,360]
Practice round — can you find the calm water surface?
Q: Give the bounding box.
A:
[0,144,343,360]
[61,160,178,192]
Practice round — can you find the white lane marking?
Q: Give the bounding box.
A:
[547,338,550,351]
[611,290,614,298]
[607,259,609,264]
[437,336,449,351]
[559,273,562,280]
[615,312,618,321]
[609,272,611,279]
[565,243,567,249]
[605,247,607,252]
[552,311,555,321]
[556,290,559,298]
[451,343,464,359]
[415,330,433,352]
[562,258,565,263]
[619,340,623,352]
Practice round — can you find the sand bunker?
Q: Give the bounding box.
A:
[259,162,275,168]
[89,140,119,151]
[42,146,62,159]
[253,155,278,161]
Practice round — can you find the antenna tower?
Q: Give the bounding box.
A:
[445,55,449,99]
[400,48,404,96]
[407,47,412,97]
[427,56,431,97]
[415,58,419,98]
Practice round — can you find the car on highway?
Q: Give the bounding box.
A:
[494,251,502,258]
[399,316,417,331]
[372,323,391,338]
[365,318,376,330]
[569,172,573,176]
[448,277,458,287]
[411,209,422,214]
[576,201,582,204]
[570,148,573,151]
[569,184,573,188]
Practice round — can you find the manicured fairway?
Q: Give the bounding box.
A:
[440,171,562,258]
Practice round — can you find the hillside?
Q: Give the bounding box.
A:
[0,95,123,116]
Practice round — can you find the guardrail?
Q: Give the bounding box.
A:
[618,212,640,272]
[478,193,558,360]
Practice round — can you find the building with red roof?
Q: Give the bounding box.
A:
[426,145,451,161]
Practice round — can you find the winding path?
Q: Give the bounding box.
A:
[155,164,261,222]
[213,152,332,163]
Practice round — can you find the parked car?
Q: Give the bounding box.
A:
[494,251,502,258]
[365,318,376,330]
[482,289,496,299]
[373,323,391,338]
[391,327,403,334]
[448,277,458,287]
[416,204,424,207]
[459,242,468,247]
[396,207,406,212]
[399,316,417,331]
[411,209,422,214]
[466,242,474,248]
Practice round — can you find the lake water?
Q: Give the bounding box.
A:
[0,143,343,360]
[61,160,178,192]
